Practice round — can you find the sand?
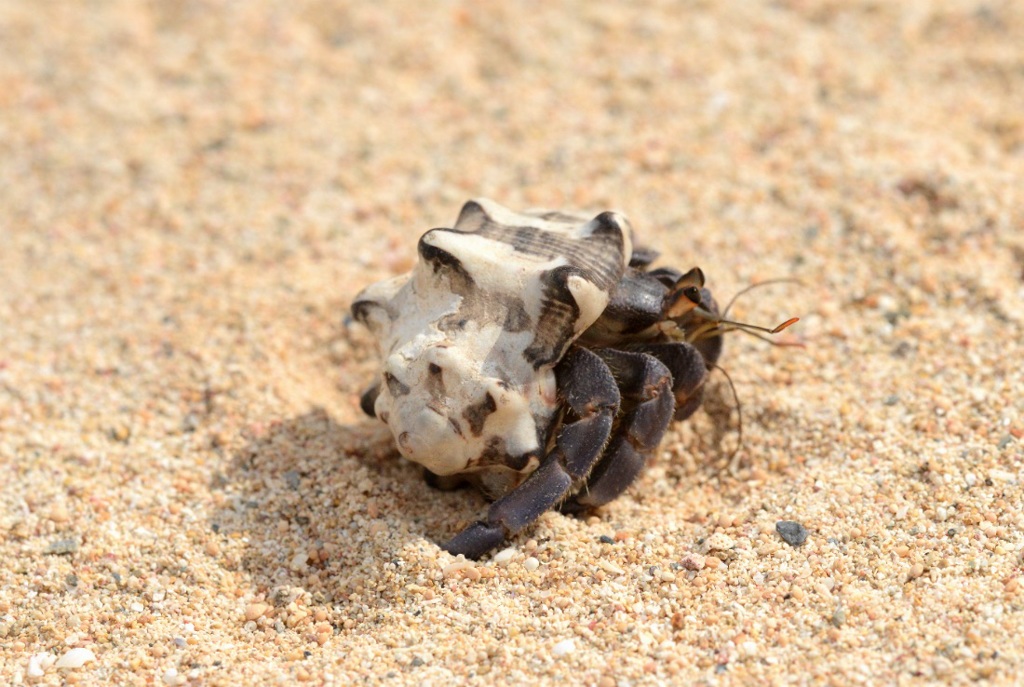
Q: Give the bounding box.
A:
[1,1,1022,684]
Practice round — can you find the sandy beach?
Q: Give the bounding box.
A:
[2,1,1023,684]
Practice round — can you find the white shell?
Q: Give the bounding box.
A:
[353,199,631,484]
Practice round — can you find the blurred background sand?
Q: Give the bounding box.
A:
[1,1,1022,684]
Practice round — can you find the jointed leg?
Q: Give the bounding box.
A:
[560,349,674,513]
[441,346,620,559]
[630,342,712,420]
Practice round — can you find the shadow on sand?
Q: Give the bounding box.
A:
[208,408,491,612]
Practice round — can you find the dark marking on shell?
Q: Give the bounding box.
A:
[502,296,532,332]
[384,372,410,397]
[452,199,487,231]
[473,436,536,472]
[418,230,475,295]
[437,314,469,333]
[451,201,626,288]
[350,298,396,332]
[462,392,497,436]
[629,246,660,268]
[533,210,586,223]
[523,265,583,368]
[425,361,446,397]
[448,417,464,437]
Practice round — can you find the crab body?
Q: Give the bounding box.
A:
[352,199,724,558]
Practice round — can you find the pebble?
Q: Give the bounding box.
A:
[45,538,80,556]
[245,603,269,621]
[55,648,96,669]
[49,503,70,523]
[28,653,55,677]
[491,547,517,566]
[703,533,736,552]
[680,553,706,571]
[552,639,576,657]
[290,552,309,572]
[776,520,809,547]
[442,560,476,579]
[163,668,185,685]
[523,557,540,572]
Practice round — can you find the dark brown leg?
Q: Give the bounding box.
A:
[630,342,713,420]
[560,348,674,513]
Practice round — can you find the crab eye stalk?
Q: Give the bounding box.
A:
[665,285,704,318]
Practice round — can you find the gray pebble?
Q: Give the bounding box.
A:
[775,520,809,547]
[45,538,80,556]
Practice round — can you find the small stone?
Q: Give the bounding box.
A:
[680,553,706,570]
[442,560,476,579]
[599,535,615,544]
[28,653,55,677]
[45,538,80,556]
[776,520,809,547]
[49,503,70,523]
[245,603,269,621]
[491,547,516,566]
[290,552,309,572]
[55,648,96,669]
[703,532,735,553]
[552,639,576,656]
[831,607,847,627]
[162,668,184,685]
[523,557,540,572]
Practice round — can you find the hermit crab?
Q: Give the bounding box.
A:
[351,199,796,559]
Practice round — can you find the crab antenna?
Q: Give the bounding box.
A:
[710,324,807,348]
[693,305,800,336]
[721,278,804,320]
